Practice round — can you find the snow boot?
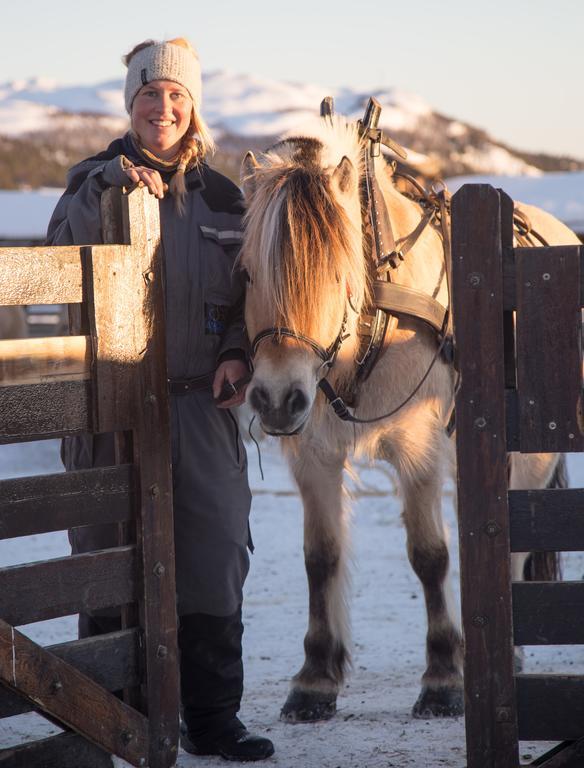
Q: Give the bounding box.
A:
[178,609,274,761]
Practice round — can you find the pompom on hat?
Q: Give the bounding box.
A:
[124,40,202,113]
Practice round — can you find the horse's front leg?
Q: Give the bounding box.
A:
[281,444,349,722]
[399,453,464,718]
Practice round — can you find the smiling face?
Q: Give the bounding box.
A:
[130,80,193,159]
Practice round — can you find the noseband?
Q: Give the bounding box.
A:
[251,307,349,378]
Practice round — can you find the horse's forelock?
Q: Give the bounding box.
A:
[244,154,365,336]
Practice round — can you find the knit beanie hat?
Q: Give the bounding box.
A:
[124,41,202,113]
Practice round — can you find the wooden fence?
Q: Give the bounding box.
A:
[0,187,178,768]
[452,184,584,768]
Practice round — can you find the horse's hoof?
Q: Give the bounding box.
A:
[412,686,464,718]
[280,689,337,722]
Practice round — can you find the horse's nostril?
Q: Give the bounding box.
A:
[249,386,271,414]
[285,388,308,416]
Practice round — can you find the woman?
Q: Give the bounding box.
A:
[46,38,274,762]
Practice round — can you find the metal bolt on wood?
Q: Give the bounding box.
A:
[120,731,134,745]
[50,680,63,694]
[471,614,488,628]
[542,273,551,281]
[145,392,157,405]
[149,483,159,498]
[157,644,168,659]
[159,736,172,749]
[474,416,487,430]
[153,561,165,577]
[548,422,557,430]
[468,272,481,288]
[484,521,501,538]
[496,707,511,723]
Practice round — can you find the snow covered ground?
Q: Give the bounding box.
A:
[0,438,583,767]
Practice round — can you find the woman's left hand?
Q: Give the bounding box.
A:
[213,360,250,409]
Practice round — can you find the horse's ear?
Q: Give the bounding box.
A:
[241,151,260,198]
[332,156,356,195]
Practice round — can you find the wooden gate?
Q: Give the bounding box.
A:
[452,184,584,768]
[0,187,178,767]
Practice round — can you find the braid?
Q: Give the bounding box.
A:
[169,115,203,215]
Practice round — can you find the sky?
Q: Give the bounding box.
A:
[3,0,583,160]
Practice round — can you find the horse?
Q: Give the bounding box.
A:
[239,113,580,723]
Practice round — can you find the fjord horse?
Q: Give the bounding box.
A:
[240,115,578,721]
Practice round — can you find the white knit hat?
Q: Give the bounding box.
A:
[124,41,202,113]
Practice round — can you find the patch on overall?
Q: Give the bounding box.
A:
[205,303,229,335]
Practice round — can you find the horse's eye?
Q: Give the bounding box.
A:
[241,267,253,285]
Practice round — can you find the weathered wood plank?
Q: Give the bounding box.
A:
[513,581,584,645]
[0,629,140,718]
[505,388,520,451]
[0,732,114,768]
[0,380,90,442]
[516,675,584,741]
[509,489,584,552]
[530,739,584,768]
[499,192,517,390]
[516,245,584,452]
[86,242,143,432]
[0,246,84,305]
[0,620,148,764]
[0,336,90,387]
[0,465,133,540]
[0,547,136,626]
[503,247,584,311]
[452,185,518,768]
[105,186,179,768]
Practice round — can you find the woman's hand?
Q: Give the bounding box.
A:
[213,359,250,409]
[123,166,166,198]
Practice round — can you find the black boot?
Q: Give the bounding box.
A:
[178,609,274,761]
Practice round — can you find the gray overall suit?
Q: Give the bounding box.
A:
[46,136,252,619]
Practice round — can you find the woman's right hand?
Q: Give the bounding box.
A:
[123,166,166,198]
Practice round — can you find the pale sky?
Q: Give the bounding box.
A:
[3,0,583,159]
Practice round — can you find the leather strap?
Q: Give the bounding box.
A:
[373,281,447,334]
[168,372,215,394]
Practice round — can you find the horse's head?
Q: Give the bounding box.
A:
[240,122,366,435]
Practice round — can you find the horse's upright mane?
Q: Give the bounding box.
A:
[242,117,367,335]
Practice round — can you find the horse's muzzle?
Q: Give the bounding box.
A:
[248,383,310,435]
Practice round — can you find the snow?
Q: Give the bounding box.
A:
[448,171,584,232]
[1,437,583,767]
[451,145,542,177]
[0,72,433,141]
[0,188,63,239]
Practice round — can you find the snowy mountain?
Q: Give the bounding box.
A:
[1,72,583,189]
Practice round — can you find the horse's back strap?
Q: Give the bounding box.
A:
[373,281,447,334]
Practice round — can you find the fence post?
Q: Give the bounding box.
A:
[452,184,519,768]
[96,186,179,768]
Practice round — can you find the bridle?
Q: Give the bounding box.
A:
[250,307,350,380]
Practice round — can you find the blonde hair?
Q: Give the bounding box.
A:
[124,37,216,214]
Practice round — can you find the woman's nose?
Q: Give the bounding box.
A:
[156,94,173,115]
